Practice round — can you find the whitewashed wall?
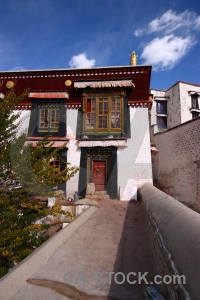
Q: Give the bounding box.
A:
[14,110,31,137]
[66,109,81,197]
[179,82,200,124]
[151,83,200,134]
[118,107,152,201]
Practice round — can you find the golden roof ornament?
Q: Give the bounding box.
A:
[130,51,137,66]
[6,81,15,89]
[65,80,72,87]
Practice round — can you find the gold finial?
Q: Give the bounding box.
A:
[130,51,137,66]
[65,80,72,87]
[6,81,15,89]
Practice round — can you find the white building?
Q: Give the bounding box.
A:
[150,81,200,134]
[0,54,153,201]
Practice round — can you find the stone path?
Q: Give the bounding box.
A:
[0,199,165,300]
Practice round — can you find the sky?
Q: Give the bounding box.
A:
[0,0,200,90]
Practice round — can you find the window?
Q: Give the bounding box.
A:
[191,94,199,109]
[83,95,123,133]
[157,116,167,129]
[49,153,61,173]
[156,101,167,114]
[38,104,60,132]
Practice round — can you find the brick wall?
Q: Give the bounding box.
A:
[152,117,200,211]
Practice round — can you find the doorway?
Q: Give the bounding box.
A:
[92,160,106,191]
[78,147,117,199]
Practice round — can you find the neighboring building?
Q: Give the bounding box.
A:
[0,54,153,200]
[150,81,200,134]
[150,81,200,210]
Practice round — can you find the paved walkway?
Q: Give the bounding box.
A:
[0,200,164,300]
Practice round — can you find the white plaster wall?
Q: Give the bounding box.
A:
[179,82,193,124]
[179,82,200,124]
[66,109,81,198]
[14,110,31,137]
[151,83,200,134]
[165,84,181,129]
[118,107,152,201]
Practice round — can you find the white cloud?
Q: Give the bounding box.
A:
[134,28,144,37]
[133,9,200,71]
[149,10,192,34]
[195,16,200,29]
[141,35,194,70]
[69,53,96,68]
[134,10,200,36]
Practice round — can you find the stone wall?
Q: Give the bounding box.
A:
[139,183,200,300]
[152,117,200,211]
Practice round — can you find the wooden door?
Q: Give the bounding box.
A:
[92,160,106,191]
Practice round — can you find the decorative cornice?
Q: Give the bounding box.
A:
[78,140,128,147]
[128,101,152,108]
[13,104,32,110]
[0,66,151,80]
[65,104,81,109]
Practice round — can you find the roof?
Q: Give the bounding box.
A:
[0,65,152,107]
[0,64,151,74]
[150,80,200,93]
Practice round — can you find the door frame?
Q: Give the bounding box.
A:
[78,147,117,199]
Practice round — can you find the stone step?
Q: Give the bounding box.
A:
[85,194,110,200]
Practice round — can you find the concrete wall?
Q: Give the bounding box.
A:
[139,183,200,300]
[118,107,152,200]
[152,117,200,211]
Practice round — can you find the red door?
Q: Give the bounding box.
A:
[92,160,106,191]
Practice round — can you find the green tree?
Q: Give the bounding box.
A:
[0,90,78,277]
[0,89,27,191]
[10,134,78,196]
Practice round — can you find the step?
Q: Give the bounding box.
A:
[85,194,110,200]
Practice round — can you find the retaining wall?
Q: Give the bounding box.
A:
[139,183,200,300]
[152,117,200,211]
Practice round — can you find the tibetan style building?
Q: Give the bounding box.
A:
[0,54,153,200]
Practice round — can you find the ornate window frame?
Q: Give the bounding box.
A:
[82,91,125,134]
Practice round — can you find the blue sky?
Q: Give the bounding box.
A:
[0,0,200,90]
